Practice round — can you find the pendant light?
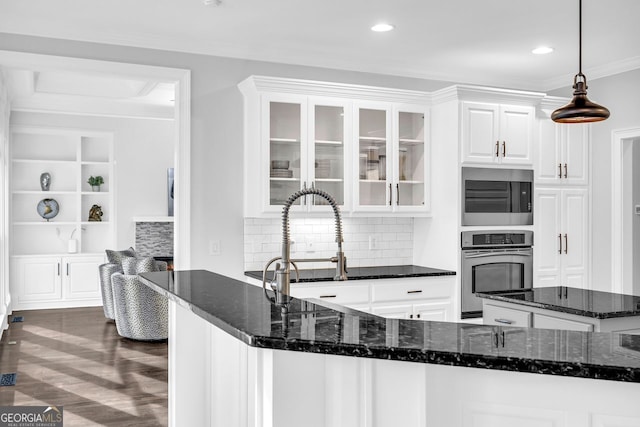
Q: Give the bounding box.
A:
[551,0,610,123]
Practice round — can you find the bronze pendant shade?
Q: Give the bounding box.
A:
[551,0,609,123]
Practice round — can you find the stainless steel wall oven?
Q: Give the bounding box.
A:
[461,230,533,318]
[462,167,533,226]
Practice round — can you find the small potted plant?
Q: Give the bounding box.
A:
[87,175,104,192]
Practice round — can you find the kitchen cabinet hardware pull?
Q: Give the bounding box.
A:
[493,332,499,347]
[409,314,414,319]
[558,163,562,178]
[564,234,568,254]
[388,183,392,206]
[502,141,506,157]
[407,290,423,294]
[564,163,568,179]
[501,330,506,347]
[494,318,514,325]
[57,263,61,276]
[319,294,336,298]
[66,264,69,276]
[416,314,421,319]
[558,233,562,254]
[396,183,399,205]
[495,141,499,157]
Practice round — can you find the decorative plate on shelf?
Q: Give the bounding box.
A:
[37,198,59,221]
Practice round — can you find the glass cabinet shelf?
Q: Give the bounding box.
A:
[270,138,300,143]
[315,140,342,145]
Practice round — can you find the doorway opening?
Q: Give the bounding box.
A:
[611,128,640,295]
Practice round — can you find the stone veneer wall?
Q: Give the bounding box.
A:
[244,217,413,272]
[135,222,174,257]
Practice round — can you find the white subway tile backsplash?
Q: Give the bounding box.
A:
[243,217,413,271]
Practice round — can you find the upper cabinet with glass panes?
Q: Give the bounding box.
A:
[238,76,431,217]
[354,103,429,214]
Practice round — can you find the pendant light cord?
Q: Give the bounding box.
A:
[578,0,582,76]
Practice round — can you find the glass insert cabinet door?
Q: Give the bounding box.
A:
[268,101,303,207]
[397,111,425,207]
[311,103,345,207]
[358,107,389,207]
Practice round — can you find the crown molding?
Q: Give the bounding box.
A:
[239,75,432,104]
[431,84,546,106]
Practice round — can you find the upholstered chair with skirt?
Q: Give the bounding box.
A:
[111,256,168,341]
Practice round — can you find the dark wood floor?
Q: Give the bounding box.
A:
[0,307,167,426]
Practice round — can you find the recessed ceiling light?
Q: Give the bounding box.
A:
[371,23,395,32]
[532,46,554,55]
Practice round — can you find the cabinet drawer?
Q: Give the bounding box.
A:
[291,284,369,305]
[483,303,531,327]
[371,277,452,303]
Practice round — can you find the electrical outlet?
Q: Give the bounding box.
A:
[369,235,378,250]
[209,239,221,255]
[306,240,316,253]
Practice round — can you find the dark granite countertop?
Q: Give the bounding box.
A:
[140,270,640,383]
[245,264,456,283]
[477,287,640,319]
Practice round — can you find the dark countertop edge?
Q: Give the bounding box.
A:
[244,267,457,283]
[250,339,640,383]
[140,274,640,383]
[477,293,635,320]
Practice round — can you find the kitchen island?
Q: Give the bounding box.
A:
[479,286,640,333]
[140,270,640,427]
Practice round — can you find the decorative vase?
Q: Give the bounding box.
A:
[40,172,51,191]
[91,185,101,192]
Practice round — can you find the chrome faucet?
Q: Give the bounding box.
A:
[263,187,347,305]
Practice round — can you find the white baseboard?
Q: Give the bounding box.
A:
[11,298,103,311]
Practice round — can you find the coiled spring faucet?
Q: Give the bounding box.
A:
[263,187,347,305]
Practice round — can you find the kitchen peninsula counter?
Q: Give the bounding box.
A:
[140,270,640,427]
[478,286,640,333]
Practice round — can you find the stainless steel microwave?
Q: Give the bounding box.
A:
[461,167,533,226]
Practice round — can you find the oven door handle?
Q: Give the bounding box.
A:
[463,250,532,259]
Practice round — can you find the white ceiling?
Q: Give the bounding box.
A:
[0,0,638,96]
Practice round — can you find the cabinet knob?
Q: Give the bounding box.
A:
[416,314,421,319]
[409,314,413,319]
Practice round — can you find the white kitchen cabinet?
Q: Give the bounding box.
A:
[483,300,640,334]
[290,282,369,308]
[253,274,456,321]
[354,103,430,214]
[534,187,589,289]
[461,101,534,165]
[370,300,451,321]
[258,94,350,214]
[537,119,589,186]
[239,76,431,217]
[369,276,455,321]
[10,254,105,310]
